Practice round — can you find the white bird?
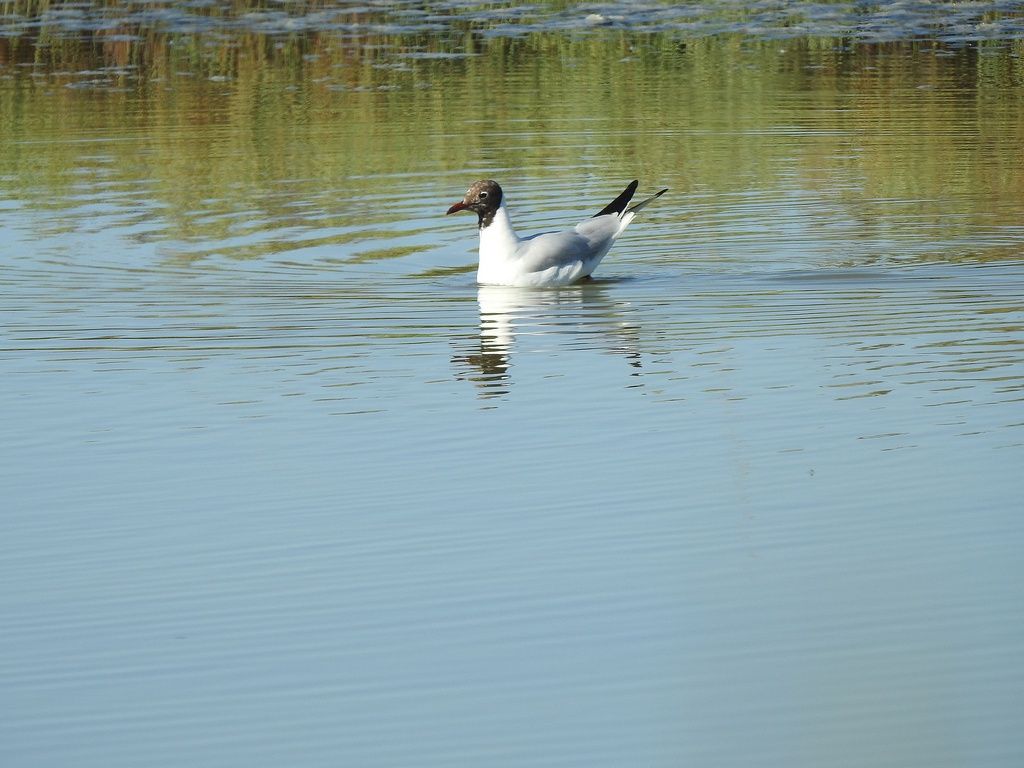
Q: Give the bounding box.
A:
[446,179,667,287]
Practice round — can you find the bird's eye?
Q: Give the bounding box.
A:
[479,191,488,199]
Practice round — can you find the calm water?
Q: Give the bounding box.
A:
[2,3,1024,766]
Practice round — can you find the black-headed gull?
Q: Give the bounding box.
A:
[446,179,667,287]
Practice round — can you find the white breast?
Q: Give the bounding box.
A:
[477,203,524,286]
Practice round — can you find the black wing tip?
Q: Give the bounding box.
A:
[624,187,669,216]
[593,180,640,218]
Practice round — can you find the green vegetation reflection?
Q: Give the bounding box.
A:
[1,24,1023,263]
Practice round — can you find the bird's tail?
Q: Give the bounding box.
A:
[615,187,667,235]
[625,188,668,216]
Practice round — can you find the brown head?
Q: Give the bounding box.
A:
[446,180,503,229]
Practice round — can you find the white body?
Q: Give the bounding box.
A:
[477,201,637,287]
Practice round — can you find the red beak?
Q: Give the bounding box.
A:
[446,201,468,215]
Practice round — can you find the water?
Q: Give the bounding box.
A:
[2,4,1024,766]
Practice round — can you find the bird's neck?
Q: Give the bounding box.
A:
[478,200,519,257]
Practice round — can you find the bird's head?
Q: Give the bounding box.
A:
[446,180,503,228]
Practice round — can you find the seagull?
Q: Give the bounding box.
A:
[446,179,667,287]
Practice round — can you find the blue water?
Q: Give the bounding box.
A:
[2,14,1024,767]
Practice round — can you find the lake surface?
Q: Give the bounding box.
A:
[2,3,1024,766]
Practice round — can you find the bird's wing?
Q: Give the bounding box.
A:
[516,215,624,273]
[515,230,594,272]
[574,213,626,245]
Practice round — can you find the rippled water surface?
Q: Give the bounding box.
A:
[2,4,1024,766]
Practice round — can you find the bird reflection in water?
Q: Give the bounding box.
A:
[452,282,644,397]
